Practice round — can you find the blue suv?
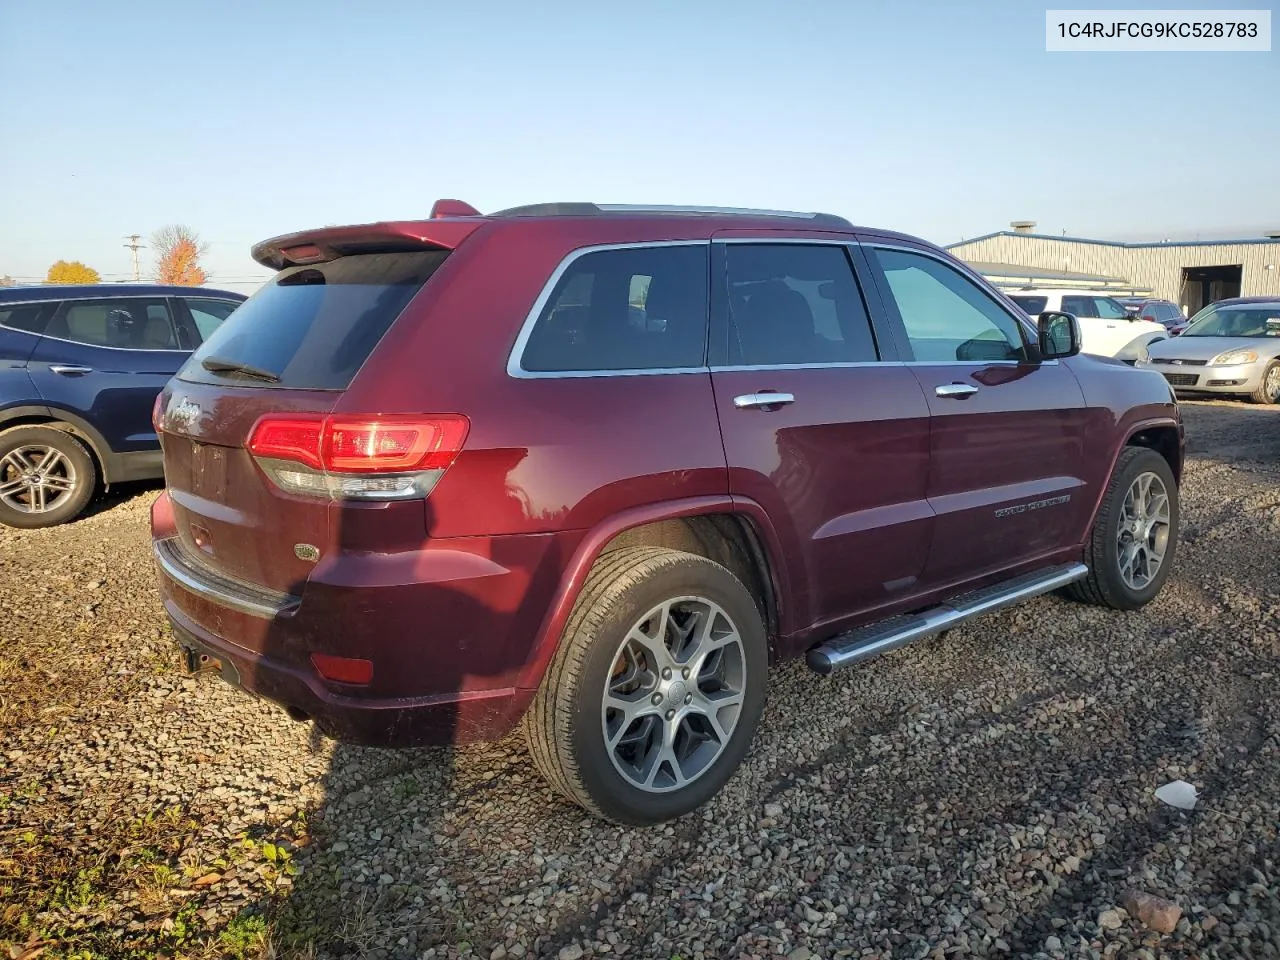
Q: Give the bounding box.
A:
[0,284,245,527]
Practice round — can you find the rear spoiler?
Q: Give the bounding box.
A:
[252,219,484,270]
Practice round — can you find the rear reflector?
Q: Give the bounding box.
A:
[152,394,165,433]
[310,652,374,685]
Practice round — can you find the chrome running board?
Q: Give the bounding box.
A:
[806,562,1088,675]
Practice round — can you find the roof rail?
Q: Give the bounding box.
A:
[488,202,852,229]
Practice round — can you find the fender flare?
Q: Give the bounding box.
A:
[513,495,792,691]
[0,403,117,483]
[1079,414,1183,542]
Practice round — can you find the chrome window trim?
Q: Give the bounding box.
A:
[506,240,711,380]
[715,237,856,245]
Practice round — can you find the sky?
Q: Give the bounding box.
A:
[1,0,1276,292]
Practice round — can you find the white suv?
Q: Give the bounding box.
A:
[1006,288,1168,362]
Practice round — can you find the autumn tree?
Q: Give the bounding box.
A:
[46,260,101,284]
[152,225,209,286]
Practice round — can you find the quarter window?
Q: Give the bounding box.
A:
[520,245,708,372]
[185,298,240,341]
[46,298,179,349]
[869,248,1026,362]
[0,304,51,335]
[723,244,878,365]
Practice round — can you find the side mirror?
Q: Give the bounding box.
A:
[1038,311,1081,359]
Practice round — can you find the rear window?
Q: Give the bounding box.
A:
[0,303,51,335]
[179,251,447,390]
[1008,295,1047,315]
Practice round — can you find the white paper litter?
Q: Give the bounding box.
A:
[1155,779,1199,810]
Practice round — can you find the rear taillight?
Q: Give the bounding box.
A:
[152,394,165,434]
[247,414,469,501]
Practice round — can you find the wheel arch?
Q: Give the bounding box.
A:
[514,496,790,692]
[0,404,114,486]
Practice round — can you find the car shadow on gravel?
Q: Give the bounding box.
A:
[239,453,565,957]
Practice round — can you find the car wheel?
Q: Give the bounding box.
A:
[1249,360,1280,404]
[1067,447,1178,611]
[525,546,768,825]
[0,426,97,529]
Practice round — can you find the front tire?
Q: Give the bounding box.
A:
[1068,447,1178,610]
[525,546,768,825]
[0,426,97,529]
[1250,360,1280,404]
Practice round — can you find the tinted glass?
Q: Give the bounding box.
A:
[0,303,50,335]
[180,251,448,389]
[46,298,178,349]
[1061,295,1097,317]
[723,244,877,365]
[870,248,1025,362]
[1094,297,1130,320]
[1009,295,1047,314]
[185,298,240,341]
[521,245,708,372]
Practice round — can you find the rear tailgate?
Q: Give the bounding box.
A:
[158,248,453,594]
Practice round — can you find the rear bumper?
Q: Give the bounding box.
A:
[150,491,563,747]
[1144,360,1265,394]
[165,611,535,746]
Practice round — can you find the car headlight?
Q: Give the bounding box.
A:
[1209,348,1259,365]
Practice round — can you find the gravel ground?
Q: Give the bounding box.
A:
[1,400,1278,960]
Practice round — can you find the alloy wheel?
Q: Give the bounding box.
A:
[0,445,79,514]
[601,596,746,793]
[1116,471,1171,590]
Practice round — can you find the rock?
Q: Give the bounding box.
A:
[1202,915,1219,933]
[1045,935,1063,952]
[558,946,584,960]
[803,905,822,923]
[788,949,813,960]
[491,948,508,960]
[1120,890,1183,934]
[192,872,221,887]
[764,802,784,819]
[1099,909,1124,931]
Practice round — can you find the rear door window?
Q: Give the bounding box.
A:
[1061,295,1097,317]
[1008,295,1047,315]
[180,251,448,389]
[1093,297,1130,320]
[519,244,708,372]
[723,244,878,365]
[46,298,179,349]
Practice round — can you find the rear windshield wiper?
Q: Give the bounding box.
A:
[200,356,281,383]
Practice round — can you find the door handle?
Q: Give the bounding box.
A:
[49,364,93,377]
[935,383,978,399]
[733,392,795,410]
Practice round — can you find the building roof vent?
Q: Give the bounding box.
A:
[1010,220,1037,234]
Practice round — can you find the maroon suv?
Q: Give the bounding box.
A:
[152,201,1183,824]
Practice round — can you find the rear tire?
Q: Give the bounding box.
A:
[1067,447,1178,610]
[1249,361,1280,404]
[525,546,768,825]
[0,426,96,529]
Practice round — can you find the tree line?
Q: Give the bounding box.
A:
[43,225,209,286]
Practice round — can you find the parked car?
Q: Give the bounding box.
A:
[0,284,246,527]
[1138,297,1280,403]
[1118,298,1189,336]
[151,202,1183,825]
[1006,288,1168,362]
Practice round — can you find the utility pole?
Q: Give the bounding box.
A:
[123,234,145,282]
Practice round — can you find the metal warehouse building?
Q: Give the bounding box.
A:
[948,222,1280,316]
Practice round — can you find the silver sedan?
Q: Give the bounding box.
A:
[1138,299,1280,404]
